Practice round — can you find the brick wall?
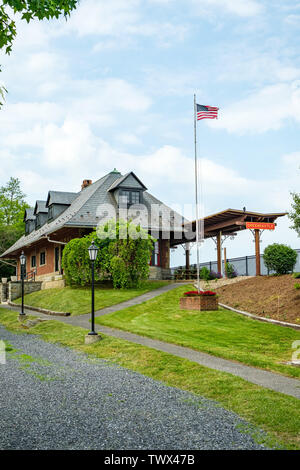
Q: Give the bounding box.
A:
[16,227,88,280]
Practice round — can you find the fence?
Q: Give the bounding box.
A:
[172,248,300,277]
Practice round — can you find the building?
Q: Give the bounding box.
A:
[0,169,186,281]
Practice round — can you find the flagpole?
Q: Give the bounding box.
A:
[194,94,200,292]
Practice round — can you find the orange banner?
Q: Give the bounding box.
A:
[246,222,275,230]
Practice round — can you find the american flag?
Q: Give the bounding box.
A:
[197,104,219,121]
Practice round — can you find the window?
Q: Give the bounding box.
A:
[131,191,140,204]
[55,247,60,272]
[31,255,36,268]
[40,251,46,266]
[48,205,53,220]
[119,190,140,206]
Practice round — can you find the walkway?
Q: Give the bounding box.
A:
[1,282,300,400]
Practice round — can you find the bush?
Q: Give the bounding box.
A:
[225,262,237,278]
[62,219,154,289]
[209,270,222,280]
[263,244,297,275]
[292,272,300,279]
[199,266,210,281]
[295,283,300,290]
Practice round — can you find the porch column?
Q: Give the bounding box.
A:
[217,231,222,275]
[255,229,261,276]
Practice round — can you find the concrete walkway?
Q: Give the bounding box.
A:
[1,283,300,400]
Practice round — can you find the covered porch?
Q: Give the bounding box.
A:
[171,209,287,277]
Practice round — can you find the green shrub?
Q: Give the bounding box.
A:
[62,219,154,289]
[200,266,210,280]
[295,283,300,290]
[225,262,237,278]
[292,272,300,279]
[263,244,297,275]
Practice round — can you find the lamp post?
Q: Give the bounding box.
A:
[19,251,26,317]
[85,241,101,344]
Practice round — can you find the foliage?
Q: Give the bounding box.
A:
[209,270,222,279]
[0,177,28,226]
[184,290,216,296]
[289,192,300,237]
[0,0,78,106]
[292,272,300,279]
[225,262,237,278]
[0,177,29,277]
[61,233,105,287]
[263,244,297,275]
[199,266,210,280]
[294,283,300,290]
[99,219,154,289]
[62,219,154,289]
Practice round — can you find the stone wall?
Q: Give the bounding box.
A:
[149,266,172,280]
[8,281,42,302]
[0,282,8,303]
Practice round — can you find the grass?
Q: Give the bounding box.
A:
[0,308,299,449]
[95,284,300,379]
[14,280,168,315]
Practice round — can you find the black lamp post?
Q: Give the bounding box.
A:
[19,251,26,316]
[88,240,99,336]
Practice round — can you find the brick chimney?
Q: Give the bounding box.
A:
[81,179,92,190]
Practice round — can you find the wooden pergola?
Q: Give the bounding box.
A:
[173,209,287,276]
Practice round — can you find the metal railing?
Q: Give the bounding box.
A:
[172,248,300,277]
[17,270,36,282]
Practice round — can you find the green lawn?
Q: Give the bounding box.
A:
[0,309,299,449]
[14,280,168,315]
[95,284,300,379]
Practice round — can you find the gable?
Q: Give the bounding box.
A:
[108,172,147,192]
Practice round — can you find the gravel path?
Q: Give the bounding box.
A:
[0,326,269,450]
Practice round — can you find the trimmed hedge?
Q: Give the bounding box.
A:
[263,244,297,275]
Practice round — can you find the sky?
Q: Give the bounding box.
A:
[0,0,299,267]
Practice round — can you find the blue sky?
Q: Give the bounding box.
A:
[0,0,299,267]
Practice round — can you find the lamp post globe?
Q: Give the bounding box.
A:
[88,240,99,262]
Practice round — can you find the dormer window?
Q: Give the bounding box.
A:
[35,214,41,229]
[48,205,54,221]
[119,190,141,206]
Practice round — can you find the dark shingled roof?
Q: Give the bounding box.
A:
[46,191,78,207]
[108,172,147,192]
[33,200,48,215]
[23,208,35,222]
[0,170,186,257]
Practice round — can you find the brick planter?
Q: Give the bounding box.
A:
[180,295,218,311]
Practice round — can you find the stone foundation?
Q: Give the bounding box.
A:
[149,266,172,280]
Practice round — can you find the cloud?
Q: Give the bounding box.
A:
[210,81,300,134]
[191,0,263,17]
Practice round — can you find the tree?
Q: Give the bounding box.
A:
[289,192,300,237]
[0,177,28,226]
[0,0,78,106]
[0,177,29,277]
[263,243,297,275]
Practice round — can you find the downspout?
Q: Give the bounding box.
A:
[45,236,67,245]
